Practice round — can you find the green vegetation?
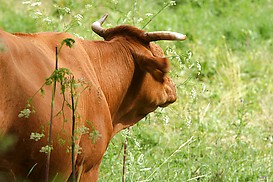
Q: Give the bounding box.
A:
[0,0,272,181]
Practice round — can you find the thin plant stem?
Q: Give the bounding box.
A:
[132,0,137,26]
[45,47,59,182]
[142,2,170,29]
[71,76,76,182]
[122,128,130,182]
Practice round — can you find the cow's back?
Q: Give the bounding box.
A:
[0,31,97,129]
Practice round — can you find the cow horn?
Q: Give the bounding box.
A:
[92,14,108,37]
[145,31,186,41]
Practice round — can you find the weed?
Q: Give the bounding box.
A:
[16,37,94,181]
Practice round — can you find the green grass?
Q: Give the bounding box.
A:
[1,0,273,181]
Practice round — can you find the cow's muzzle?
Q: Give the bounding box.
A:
[159,77,177,107]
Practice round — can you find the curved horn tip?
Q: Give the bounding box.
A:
[145,31,187,41]
[100,14,108,23]
[175,33,187,40]
[91,14,109,36]
[92,14,108,26]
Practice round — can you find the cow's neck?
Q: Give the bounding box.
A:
[82,40,136,130]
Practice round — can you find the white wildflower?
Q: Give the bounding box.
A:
[43,17,53,24]
[137,18,143,23]
[66,145,82,154]
[145,13,153,17]
[186,50,192,61]
[196,61,202,75]
[34,11,43,16]
[197,61,202,71]
[31,2,41,7]
[85,4,92,9]
[63,7,71,14]
[40,145,53,154]
[164,116,170,125]
[30,132,45,141]
[18,108,31,118]
[74,14,83,21]
[22,1,31,5]
[191,88,197,100]
[170,1,176,6]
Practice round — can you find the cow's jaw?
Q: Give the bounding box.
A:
[159,77,177,107]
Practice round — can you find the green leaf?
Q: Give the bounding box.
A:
[61,38,75,48]
[40,87,45,95]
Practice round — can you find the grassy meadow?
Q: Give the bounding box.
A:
[0,0,273,181]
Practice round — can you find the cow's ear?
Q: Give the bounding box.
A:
[134,53,169,82]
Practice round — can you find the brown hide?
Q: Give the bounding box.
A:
[0,23,178,181]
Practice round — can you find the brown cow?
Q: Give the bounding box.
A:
[0,15,186,181]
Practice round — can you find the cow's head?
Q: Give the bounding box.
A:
[91,15,186,132]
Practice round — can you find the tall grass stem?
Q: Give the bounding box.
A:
[141,136,194,182]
